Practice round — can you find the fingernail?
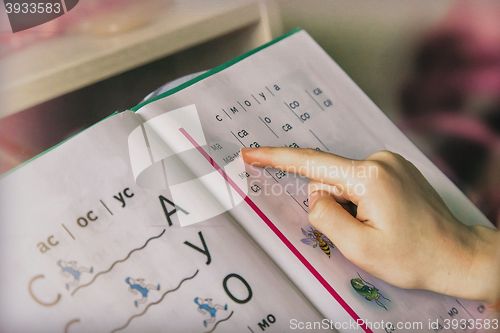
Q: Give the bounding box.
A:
[241,147,265,162]
[308,190,321,210]
[240,147,253,160]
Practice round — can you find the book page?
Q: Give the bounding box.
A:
[0,111,326,332]
[134,30,497,332]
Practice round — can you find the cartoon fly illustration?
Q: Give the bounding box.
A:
[57,260,93,290]
[351,273,391,310]
[125,277,161,307]
[194,297,228,328]
[301,225,335,257]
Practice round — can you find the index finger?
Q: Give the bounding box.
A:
[241,147,365,189]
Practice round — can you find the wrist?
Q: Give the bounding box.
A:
[423,217,498,303]
[468,225,500,304]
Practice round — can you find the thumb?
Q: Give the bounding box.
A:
[308,190,368,256]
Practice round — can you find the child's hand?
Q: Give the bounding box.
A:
[242,147,499,306]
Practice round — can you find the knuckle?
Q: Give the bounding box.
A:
[360,159,380,171]
[368,150,399,164]
[309,199,331,224]
[304,148,318,155]
[303,148,322,160]
[361,160,389,185]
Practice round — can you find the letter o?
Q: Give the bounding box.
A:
[76,217,88,227]
[222,273,252,304]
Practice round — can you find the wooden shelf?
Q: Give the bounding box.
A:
[0,0,265,117]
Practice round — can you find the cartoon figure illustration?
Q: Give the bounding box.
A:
[351,273,391,310]
[125,277,161,307]
[301,225,335,257]
[194,297,228,327]
[57,260,94,290]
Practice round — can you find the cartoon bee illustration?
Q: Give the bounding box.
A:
[351,273,391,310]
[300,226,335,258]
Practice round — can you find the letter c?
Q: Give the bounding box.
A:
[28,274,61,307]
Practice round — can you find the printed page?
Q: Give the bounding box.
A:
[134,30,497,332]
[0,111,326,332]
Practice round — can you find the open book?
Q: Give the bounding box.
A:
[0,29,496,333]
